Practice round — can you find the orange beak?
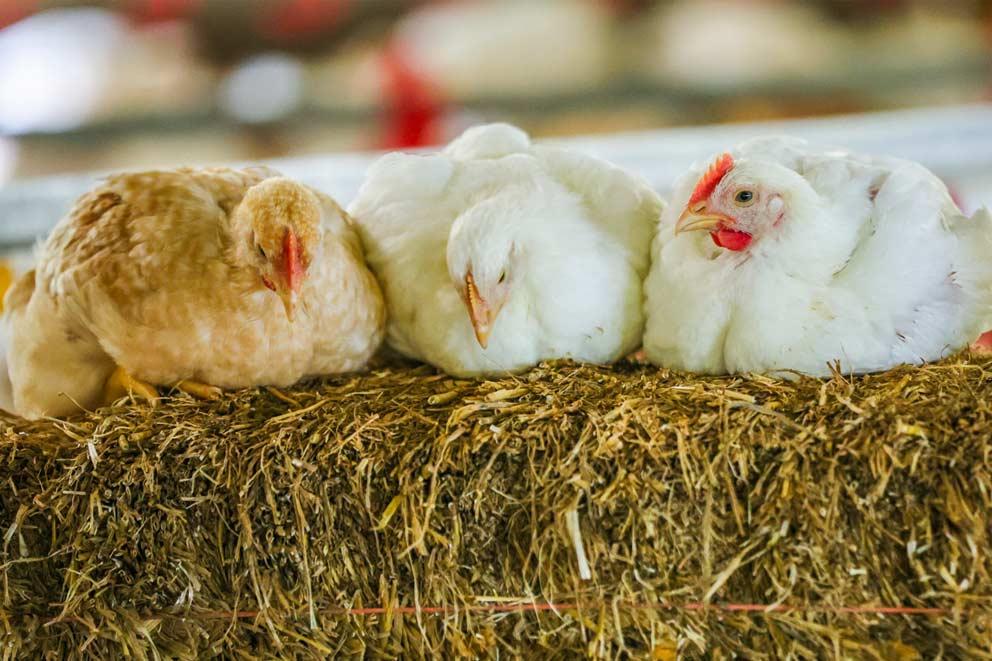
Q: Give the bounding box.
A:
[465,271,492,348]
[675,201,734,234]
[279,230,305,321]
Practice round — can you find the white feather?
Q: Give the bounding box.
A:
[350,123,663,377]
[644,136,992,376]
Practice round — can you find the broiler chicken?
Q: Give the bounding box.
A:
[389,0,610,100]
[644,0,848,88]
[349,123,662,377]
[644,137,992,376]
[2,167,385,419]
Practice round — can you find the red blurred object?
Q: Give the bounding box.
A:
[945,182,966,211]
[0,0,38,30]
[972,330,992,353]
[377,42,446,150]
[261,0,352,40]
[128,0,203,24]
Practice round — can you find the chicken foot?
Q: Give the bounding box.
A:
[102,367,159,406]
[625,348,649,365]
[0,261,14,313]
[102,369,224,406]
[175,380,223,401]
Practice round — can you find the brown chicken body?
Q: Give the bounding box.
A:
[2,167,385,419]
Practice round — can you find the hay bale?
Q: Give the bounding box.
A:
[1,356,991,658]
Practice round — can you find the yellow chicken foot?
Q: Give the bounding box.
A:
[103,367,160,406]
[626,348,649,365]
[175,380,223,401]
[0,261,14,313]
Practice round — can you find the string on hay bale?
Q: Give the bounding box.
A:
[1,356,991,658]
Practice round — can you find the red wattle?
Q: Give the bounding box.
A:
[710,229,752,251]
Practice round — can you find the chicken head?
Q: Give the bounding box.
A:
[675,153,799,252]
[235,177,321,320]
[447,218,518,349]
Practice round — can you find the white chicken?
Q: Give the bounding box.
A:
[1,167,385,420]
[644,137,992,376]
[349,123,662,377]
[643,0,848,88]
[387,0,610,100]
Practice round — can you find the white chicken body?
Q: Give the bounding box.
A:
[3,167,384,419]
[645,137,992,376]
[350,124,661,377]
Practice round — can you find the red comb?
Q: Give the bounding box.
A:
[689,153,734,205]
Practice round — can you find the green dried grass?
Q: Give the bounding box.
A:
[1,355,991,659]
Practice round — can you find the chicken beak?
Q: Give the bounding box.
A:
[675,201,733,234]
[465,271,492,348]
[283,230,304,294]
[277,230,305,322]
[278,289,298,322]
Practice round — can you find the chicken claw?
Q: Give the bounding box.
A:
[102,367,159,407]
[175,380,223,401]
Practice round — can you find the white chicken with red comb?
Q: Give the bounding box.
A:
[1,167,385,419]
[644,137,992,376]
[349,123,662,377]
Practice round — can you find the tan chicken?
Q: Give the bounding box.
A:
[1,167,385,420]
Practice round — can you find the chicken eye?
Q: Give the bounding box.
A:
[498,271,506,284]
[734,190,755,206]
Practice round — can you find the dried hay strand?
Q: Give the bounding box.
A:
[1,355,991,659]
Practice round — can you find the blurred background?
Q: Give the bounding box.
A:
[0,0,990,185]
